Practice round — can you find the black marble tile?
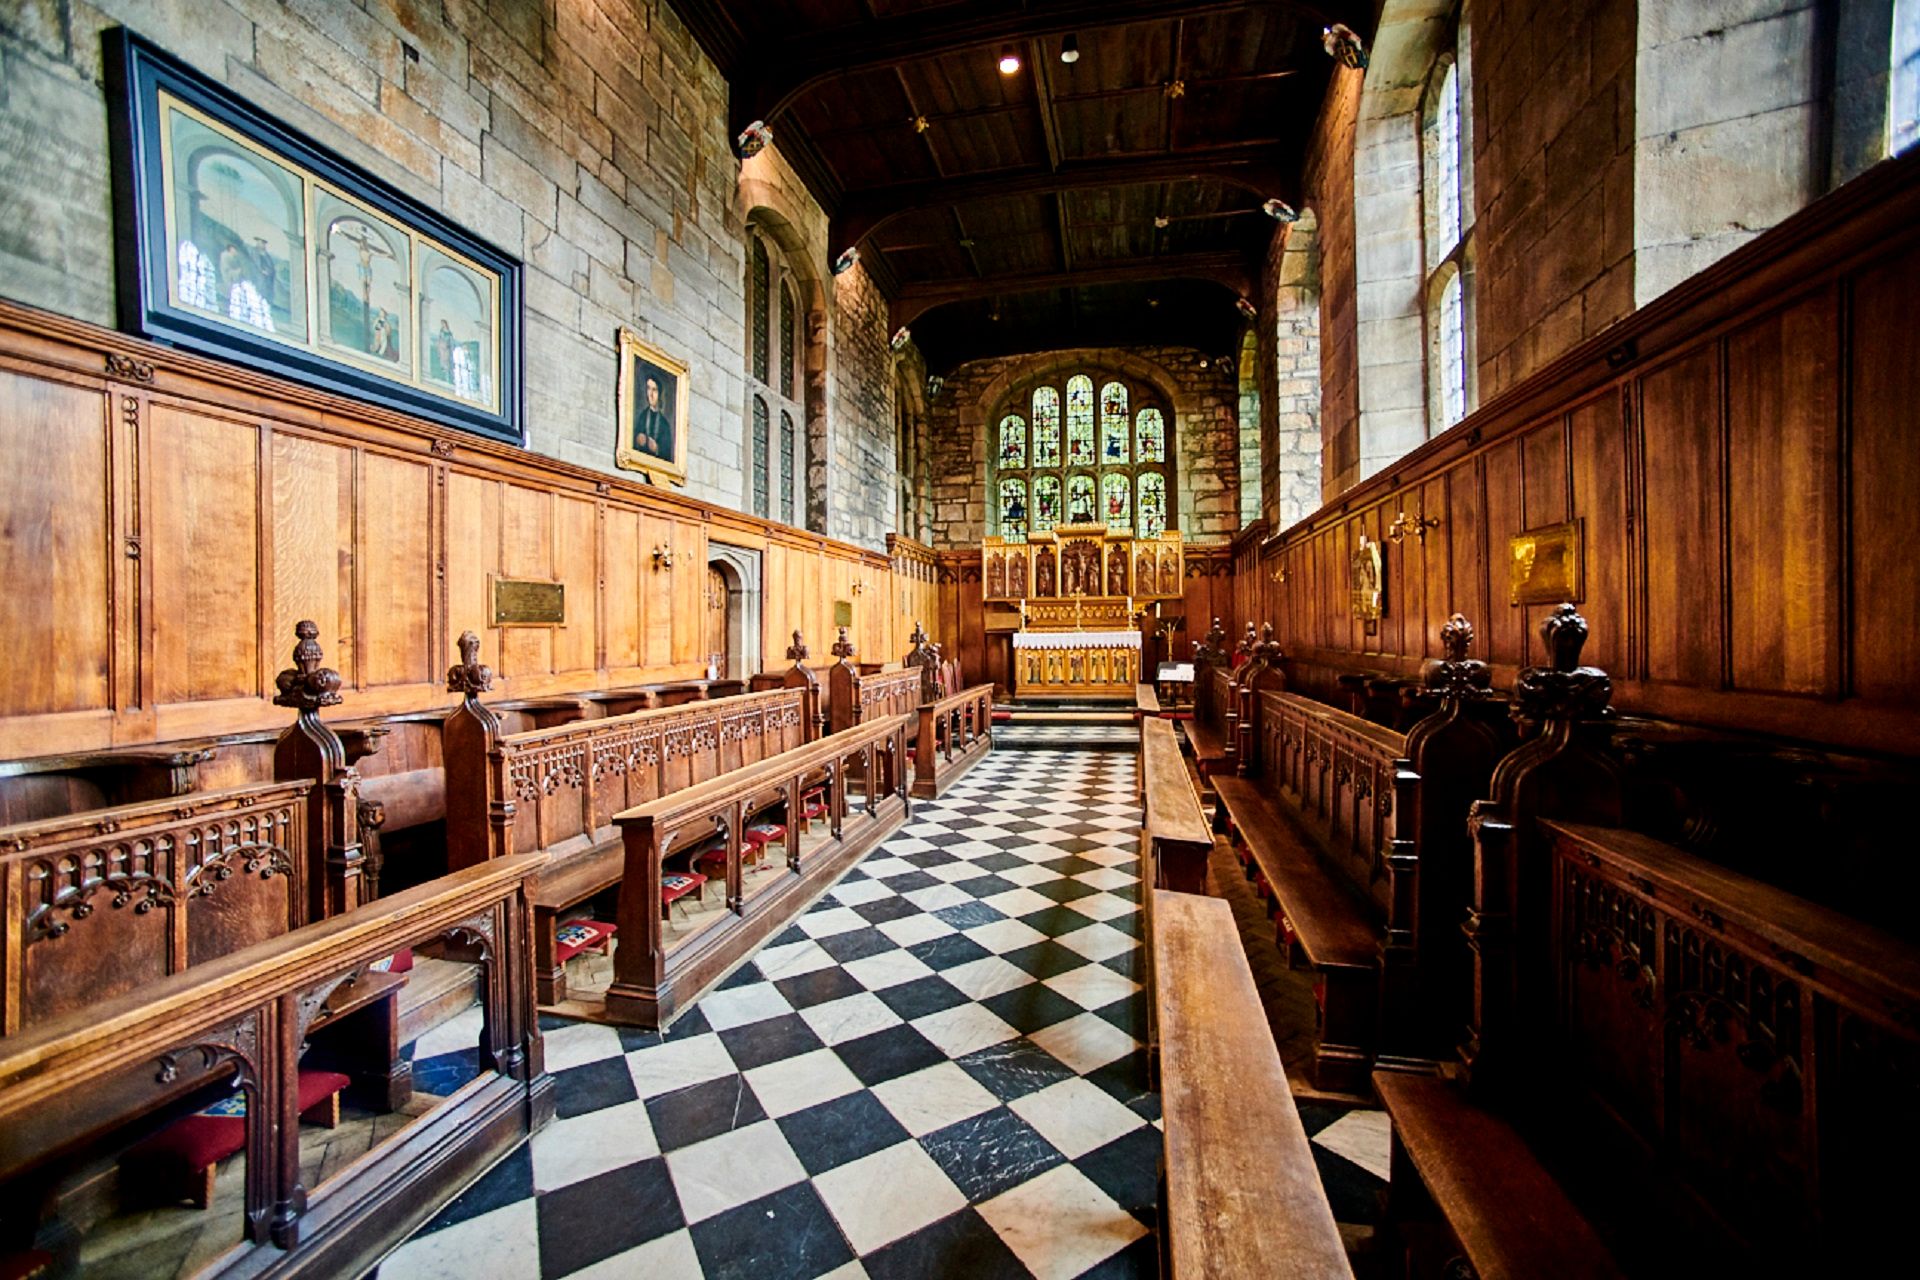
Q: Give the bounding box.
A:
[918,830,975,847]
[1041,855,1107,877]
[907,933,994,971]
[1100,948,1145,981]
[904,849,965,869]
[874,975,973,1021]
[1314,1145,1387,1226]
[717,1012,826,1071]
[768,924,809,948]
[1082,1046,1154,1110]
[715,962,762,991]
[852,895,922,925]
[688,1180,854,1280]
[535,1156,683,1276]
[1075,1125,1164,1224]
[413,1141,531,1234]
[410,1049,481,1097]
[1028,876,1101,904]
[980,984,1087,1037]
[1294,1102,1345,1138]
[878,869,940,894]
[1074,1231,1162,1279]
[832,1024,949,1087]
[1017,905,1099,939]
[772,965,868,1011]
[775,1089,913,1177]
[920,1105,1066,1204]
[551,1054,638,1120]
[953,872,1020,899]
[1105,910,1145,940]
[1092,994,1149,1040]
[816,926,900,964]
[954,1036,1080,1102]
[1001,940,1094,981]
[968,850,1030,872]
[861,1207,1032,1280]
[644,1073,768,1152]
[932,900,1007,930]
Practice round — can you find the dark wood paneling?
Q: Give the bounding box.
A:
[1639,346,1722,689]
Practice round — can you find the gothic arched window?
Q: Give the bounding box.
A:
[1422,35,1475,434]
[990,369,1176,542]
[745,226,806,525]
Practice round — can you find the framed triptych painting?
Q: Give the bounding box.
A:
[104,28,524,444]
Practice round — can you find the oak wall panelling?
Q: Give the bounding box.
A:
[1237,150,1920,757]
[0,300,895,759]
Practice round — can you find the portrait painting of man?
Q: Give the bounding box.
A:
[616,328,689,484]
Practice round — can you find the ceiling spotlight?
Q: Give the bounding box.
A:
[832,246,859,276]
[998,46,1021,75]
[1199,357,1211,369]
[735,120,772,159]
[890,326,912,351]
[1061,34,1080,64]
[1263,198,1300,222]
[1322,23,1369,70]
[1147,297,1160,308]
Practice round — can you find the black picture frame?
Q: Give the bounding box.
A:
[104,27,524,445]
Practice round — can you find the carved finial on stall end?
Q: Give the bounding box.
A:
[786,629,810,663]
[1426,613,1492,701]
[446,630,495,697]
[831,627,857,661]
[274,621,342,711]
[909,621,930,648]
[1254,621,1284,663]
[1238,622,1257,655]
[1513,604,1611,723]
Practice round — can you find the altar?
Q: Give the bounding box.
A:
[1012,627,1141,699]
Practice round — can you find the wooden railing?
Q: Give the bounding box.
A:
[1139,716,1210,895]
[0,854,548,1277]
[606,714,912,1027]
[827,660,920,737]
[913,684,994,799]
[0,781,313,1037]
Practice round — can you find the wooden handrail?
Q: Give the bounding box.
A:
[1140,717,1210,893]
[914,683,993,795]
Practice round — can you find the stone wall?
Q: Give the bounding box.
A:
[0,0,905,547]
[1263,214,1324,530]
[925,346,1243,549]
[1309,65,1364,499]
[829,264,897,548]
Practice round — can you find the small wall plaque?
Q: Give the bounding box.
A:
[833,600,853,628]
[1509,520,1584,606]
[1350,535,1384,632]
[493,578,566,626]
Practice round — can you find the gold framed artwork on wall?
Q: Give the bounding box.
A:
[1350,534,1384,630]
[1510,520,1585,605]
[615,328,690,486]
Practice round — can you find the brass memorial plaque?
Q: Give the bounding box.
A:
[833,600,853,628]
[492,578,566,626]
[1509,520,1584,605]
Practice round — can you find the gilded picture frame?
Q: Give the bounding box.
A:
[1509,520,1585,605]
[615,328,690,487]
[1350,534,1384,625]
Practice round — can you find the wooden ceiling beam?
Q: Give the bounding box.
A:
[835,148,1293,251]
[727,0,1363,136]
[890,252,1254,328]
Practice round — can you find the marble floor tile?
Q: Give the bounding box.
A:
[811,1140,969,1254]
[664,1119,808,1224]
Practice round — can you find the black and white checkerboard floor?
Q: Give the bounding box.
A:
[381,749,1387,1279]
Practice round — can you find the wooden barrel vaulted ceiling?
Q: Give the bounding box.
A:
[674,0,1367,373]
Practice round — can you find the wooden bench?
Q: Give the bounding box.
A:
[1153,889,1353,1279]
[1181,662,1235,780]
[913,683,994,798]
[1139,716,1210,895]
[1134,682,1161,721]
[1375,1072,1619,1280]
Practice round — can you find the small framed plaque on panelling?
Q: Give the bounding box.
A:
[833,600,853,628]
[1509,520,1584,606]
[492,577,565,626]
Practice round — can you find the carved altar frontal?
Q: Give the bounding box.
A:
[982,525,1172,700]
[1013,628,1140,699]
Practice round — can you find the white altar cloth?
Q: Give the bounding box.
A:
[1012,630,1141,650]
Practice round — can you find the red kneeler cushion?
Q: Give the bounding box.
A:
[744,822,786,849]
[990,709,1013,724]
[554,920,616,965]
[127,1069,351,1207]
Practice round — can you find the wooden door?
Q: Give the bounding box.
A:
[705,566,729,673]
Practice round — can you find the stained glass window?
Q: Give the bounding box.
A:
[1101,472,1130,533]
[780,410,795,524]
[1137,471,1167,538]
[1136,407,1166,462]
[751,396,770,518]
[1032,386,1061,466]
[1065,375,1095,467]
[1100,381,1130,464]
[1033,474,1062,533]
[779,281,796,398]
[750,239,770,385]
[1066,474,1096,525]
[999,414,1027,469]
[1900,0,1920,153]
[1437,269,1466,429]
[999,477,1029,540]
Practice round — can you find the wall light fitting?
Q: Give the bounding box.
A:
[735,120,772,158]
[832,246,859,276]
[1061,34,1080,63]
[998,46,1021,75]
[1263,198,1300,222]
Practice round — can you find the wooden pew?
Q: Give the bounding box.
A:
[0,855,549,1279]
[913,683,994,798]
[439,632,811,1004]
[1152,889,1352,1279]
[1134,682,1161,721]
[824,627,921,736]
[1138,716,1210,895]
[1181,620,1235,779]
[605,713,912,1028]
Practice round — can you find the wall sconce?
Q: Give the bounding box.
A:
[851,579,867,596]
[735,119,772,158]
[1263,198,1300,222]
[651,545,675,571]
[1270,565,1289,584]
[1236,297,1258,320]
[832,246,859,276]
[890,326,912,351]
[1388,509,1441,544]
[1322,23,1369,69]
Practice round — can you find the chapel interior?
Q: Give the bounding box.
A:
[0,1,1916,1277]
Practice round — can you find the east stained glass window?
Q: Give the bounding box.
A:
[999,477,1029,540]
[1033,474,1062,533]
[1101,472,1130,532]
[1065,375,1096,467]
[1137,471,1167,537]
[1100,381,1130,464]
[999,414,1027,469]
[1066,474,1096,525]
[1032,386,1061,466]
[1136,407,1166,463]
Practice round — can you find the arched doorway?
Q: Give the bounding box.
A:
[704,544,763,680]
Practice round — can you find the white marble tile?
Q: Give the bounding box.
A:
[999,863,1066,887]
[1311,1108,1393,1181]
[842,948,936,991]
[945,840,1006,860]
[901,882,974,911]
[407,1003,484,1061]
[540,1021,626,1073]
[873,913,955,947]
[883,836,935,854]
[753,938,838,981]
[530,1099,660,1192]
[910,1002,1019,1058]
[858,856,922,880]
[1073,866,1138,892]
[1065,892,1137,922]
[798,906,871,939]
[923,861,991,883]
[939,955,1037,1001]
[870,1062,1000,1137]
[1043,963,1140,1011]
[830,877,896,907]
[664,1119,807,1223]
[812,1140,969,1254]
[625,1033,738,1099]
[978,1163,1146,1280]
[798,991,905,1046]
[1055,921,1137,963]
[380,1199,540,1280]
[564,1228,702,1279]
[1029,1012,1140,1075]
[815,1262,871,1280]
[980,886,1058,917]
[695,980,794,1031]
[1009,1078,1148,1159]
[962,917,1050,955]
[744,1047,864,1118]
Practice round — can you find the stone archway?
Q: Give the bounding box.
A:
[704,544,763,680]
